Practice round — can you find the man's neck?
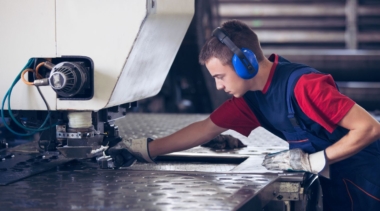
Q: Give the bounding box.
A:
[248,58,273,91]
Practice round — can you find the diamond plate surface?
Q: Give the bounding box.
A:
[0,114,299,211]
[0,140,73,185]
[0,169,278,211]
[116,113,289,156]
[0,152,72,185]
[115,114,289,174]
[114,114,289,173]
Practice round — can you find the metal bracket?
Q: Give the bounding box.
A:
[57,131,95,139]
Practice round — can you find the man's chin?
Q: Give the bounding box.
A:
[233,93,242,98]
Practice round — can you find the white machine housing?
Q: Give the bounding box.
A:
[0,0,194,111]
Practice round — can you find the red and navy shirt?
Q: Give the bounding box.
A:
[210,54,355,137]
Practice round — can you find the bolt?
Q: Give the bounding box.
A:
[277,195,283,200]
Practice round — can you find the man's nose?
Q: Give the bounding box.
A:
[216,81,224,90]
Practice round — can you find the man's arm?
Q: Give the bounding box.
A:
[148,117,227,157]
[325,104,380,164]
[262,105,380,176]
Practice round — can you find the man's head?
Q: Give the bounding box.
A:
[199,20,265,98]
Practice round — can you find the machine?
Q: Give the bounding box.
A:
[0,1,321,210]
[0,0,194,158]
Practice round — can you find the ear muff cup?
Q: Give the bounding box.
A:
[232,48,259,79]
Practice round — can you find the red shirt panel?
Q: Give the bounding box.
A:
[210,97,260,136]
[294,73,355,133]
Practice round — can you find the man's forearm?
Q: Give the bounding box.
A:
[148,118,226,157]
[325,123,380,164]
[324,104,380,164]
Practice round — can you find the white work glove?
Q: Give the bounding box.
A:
[109,137,155,164]
[262,148,330,178]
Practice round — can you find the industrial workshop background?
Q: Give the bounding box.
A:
[137,0,380,114]
[1,1,380,211]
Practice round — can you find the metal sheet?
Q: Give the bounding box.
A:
[0,113,308,210]
[115,113,288,149]
[0,148,72,185]
[114,113,288,173]
[0,169,279,211]
[113,114,287,174]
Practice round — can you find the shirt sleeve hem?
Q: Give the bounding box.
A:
[331,100,356,125]
[210,114,253,137]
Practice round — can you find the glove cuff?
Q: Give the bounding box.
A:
[309,150,330,178]
[124,138,155,163]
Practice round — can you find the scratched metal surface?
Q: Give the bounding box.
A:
[0,168,278,211]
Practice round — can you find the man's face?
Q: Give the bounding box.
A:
[206,57,249,98]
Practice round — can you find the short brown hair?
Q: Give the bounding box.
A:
[199,20,265,67]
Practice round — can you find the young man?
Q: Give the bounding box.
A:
[109,20,380,210]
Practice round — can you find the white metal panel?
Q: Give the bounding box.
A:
[107,0,194,107]
[0,0,194,111]
[56,0,147,110]
[0,0,57,110]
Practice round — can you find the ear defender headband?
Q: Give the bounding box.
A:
[212,27,259,79]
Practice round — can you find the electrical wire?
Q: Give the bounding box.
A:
[37,130,46,150]
[36,86,53,150]
[6,72,51,132]
[1,58,55,136]
[21,68,35,85]
[35,62,44,79]
[33,59,54,151]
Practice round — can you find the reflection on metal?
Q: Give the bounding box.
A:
[127,160,238,172]
[0,169,280,211]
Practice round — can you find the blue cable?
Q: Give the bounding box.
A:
[1,58,55,136]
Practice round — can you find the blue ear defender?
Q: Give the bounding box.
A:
[212,27,259,80]
[232,48,258,79]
